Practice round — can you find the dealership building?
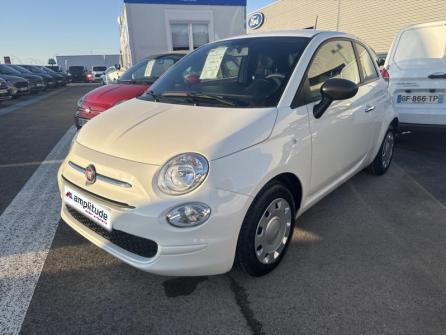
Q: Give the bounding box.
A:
[56,55,120,72]
[248,0,446,53]
[118,0,246,68]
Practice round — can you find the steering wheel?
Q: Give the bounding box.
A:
[265,73,285,86]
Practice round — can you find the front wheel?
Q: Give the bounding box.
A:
[235,181,296,276]
[366,125,395,175]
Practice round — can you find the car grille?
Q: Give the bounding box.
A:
[66,206,158,258]
[14,81,28,88]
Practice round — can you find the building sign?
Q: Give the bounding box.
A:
[248,12,264,30]
[124,0,246,5]
[4,56,11,64]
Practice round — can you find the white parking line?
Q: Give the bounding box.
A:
[0,160,63,169]
[0,126,76,335]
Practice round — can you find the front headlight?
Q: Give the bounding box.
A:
[157,153,209,195]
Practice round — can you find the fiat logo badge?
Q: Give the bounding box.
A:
[85,164,96,185]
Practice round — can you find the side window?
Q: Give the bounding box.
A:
[306,40,360,102]
[130,60,149,80]
[356,44,379,82]
[146,57,176,78]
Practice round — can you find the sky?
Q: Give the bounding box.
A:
[0,0,275,65]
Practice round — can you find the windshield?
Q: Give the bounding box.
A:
[393,24,446,69]
[119,55,181,84]
[0,64,22,75]
[105,67,116,74]
[42,67,55,74]
[10,65,32,74]
[23,65,43,73]
[46,66,61,72]
[92,66,107,72]
[140,37,309,108]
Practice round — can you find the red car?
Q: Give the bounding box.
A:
[75,53,185,128]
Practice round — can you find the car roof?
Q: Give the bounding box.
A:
[399,20,446,32]
[149,52,187,59]
[223,29,348,41]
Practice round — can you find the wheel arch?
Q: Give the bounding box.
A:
[266,172,303,211]
[391,117,399,131]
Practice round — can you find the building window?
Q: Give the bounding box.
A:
[171,23,209,51]
[171,24,189,51]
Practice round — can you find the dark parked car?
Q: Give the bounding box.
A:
[0,64,45,93]
[68,66,88,82]
[8,65,49,90]
[0,74,30,98]
[24,65,64,87]
[0,78,12,102]
[19,65,57,88]
[45,65,70,83]
[39,66,67,86]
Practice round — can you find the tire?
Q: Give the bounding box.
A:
[235,181,296,276]
[366,125,395,176]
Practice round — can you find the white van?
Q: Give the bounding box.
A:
[385,21,446,129]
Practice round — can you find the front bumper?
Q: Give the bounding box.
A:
[75,104,105,128]
[0,87,11,100]
[58,143,251,276]
[30,82,45,92]
[14,86,30,96]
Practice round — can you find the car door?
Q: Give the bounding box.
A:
[303,39,375,196]
[354,42,388,149]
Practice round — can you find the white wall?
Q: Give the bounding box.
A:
[122,3,245,65]
[249,0,446,53]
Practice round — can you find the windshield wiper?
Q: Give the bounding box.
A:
[145,90,160,102]
[160,91,236,107]
[117,79,134,84]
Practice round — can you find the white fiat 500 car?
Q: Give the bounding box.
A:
[58,30,397,277]
[385,21,446,129]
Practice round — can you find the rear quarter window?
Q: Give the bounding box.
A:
[356,44,379,82]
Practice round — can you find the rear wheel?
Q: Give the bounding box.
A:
[366,125,395,175]
[235,181,296,276]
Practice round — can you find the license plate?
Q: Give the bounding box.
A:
[397,94,444,104]
[19,87,28,92]
[0,89,7,94]
[64,186,112,231]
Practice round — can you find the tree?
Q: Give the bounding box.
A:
[48,58,56,65]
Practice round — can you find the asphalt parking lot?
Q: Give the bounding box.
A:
[1,84,446,335]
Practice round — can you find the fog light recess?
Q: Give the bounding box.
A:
[166,203,211,228]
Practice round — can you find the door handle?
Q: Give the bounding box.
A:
[365,105,375,113]
[428,73,446,79]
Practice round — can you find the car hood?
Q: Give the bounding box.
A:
[77,98,277,165]
[83,84,148,108]
[0,75,27,83]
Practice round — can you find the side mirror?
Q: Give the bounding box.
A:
[313,78,358,119]
[377,58,385,67]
